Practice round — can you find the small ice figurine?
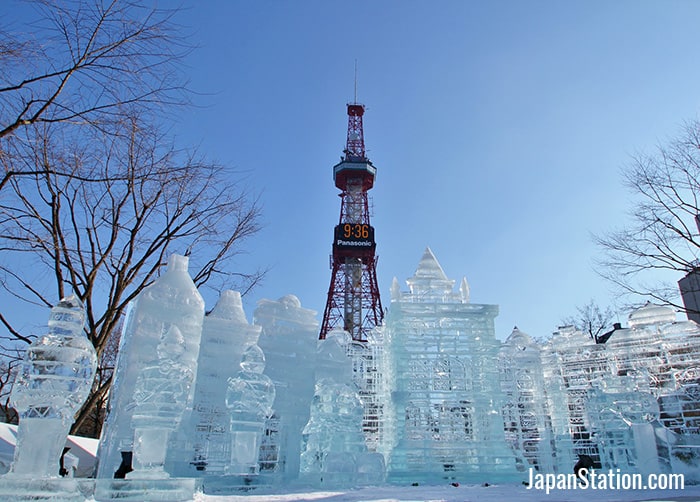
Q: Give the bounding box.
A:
[225,344,275,475]
[128,325,192,479]
[7,295,97,478]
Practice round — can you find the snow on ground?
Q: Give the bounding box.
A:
[191,483,700,502]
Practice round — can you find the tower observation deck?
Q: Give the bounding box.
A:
[320,103,384,342]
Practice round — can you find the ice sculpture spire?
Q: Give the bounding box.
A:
[405,247,456,299]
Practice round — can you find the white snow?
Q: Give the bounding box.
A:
[190,482,700,502]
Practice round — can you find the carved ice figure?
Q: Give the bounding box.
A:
[96,254,204,481]
[299,329,381,486]
[225,344,275,475]
[7,295,97,478]
[299,379,369,484]
[128,325,192,479]
[498,327,554,473]
[174,290,261,476]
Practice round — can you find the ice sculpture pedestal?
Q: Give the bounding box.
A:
[0,478,95,502]
[94,478,196,502]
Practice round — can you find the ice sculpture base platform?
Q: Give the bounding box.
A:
[94,477,195,501]
[199,474,272,495]
[0,478,94,501]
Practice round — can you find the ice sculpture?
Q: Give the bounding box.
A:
[498,327,554,473]
[6,295,96,478]
[128,324,192,478]
[95,254,204,500]
[169,290,261,477]
[379,248,518,482]
[585,386,663,475]
[538,302,700,480]
[225,344,275,476]
[300,379,370,485]
[541,325,608,472]
[0,295,97,500]
[254,295,318,482]
[299,329,383,486]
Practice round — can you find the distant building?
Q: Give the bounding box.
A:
[679,268,700,324]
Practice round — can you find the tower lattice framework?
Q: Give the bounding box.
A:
[320,103,383,342]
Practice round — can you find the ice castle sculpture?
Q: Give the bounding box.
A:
[253,295,318,482]
[225,344,276,476]
[379,248,518,482]
[168,290,261,477]
[0,295,97,500]
[95,254,204,501]
[498,327,554,473]
[537,302,700,480]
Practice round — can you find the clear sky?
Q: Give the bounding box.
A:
[8,1,700,340]
[168,0,700,339]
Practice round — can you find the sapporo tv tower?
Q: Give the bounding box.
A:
[319,99,384,342]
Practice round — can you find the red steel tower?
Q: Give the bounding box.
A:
[320,103,383,342]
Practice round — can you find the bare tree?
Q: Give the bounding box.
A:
[595,119,700,313]
[0,117,264,435]
[562,300,617,341]
[0,0,187,190]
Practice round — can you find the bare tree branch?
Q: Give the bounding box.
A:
[0,117,264,436]
[0,0,190,188]
[595,119,700,315]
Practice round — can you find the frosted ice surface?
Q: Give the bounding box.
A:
[627,301,677,328]
[97,254,204,480]
[7,295,97,478]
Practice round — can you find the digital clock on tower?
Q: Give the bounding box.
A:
[334,223,375,248]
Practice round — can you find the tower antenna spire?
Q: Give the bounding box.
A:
[354,59,358,104]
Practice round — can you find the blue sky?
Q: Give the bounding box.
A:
[170,0,700,338]
[170,0,700,339]
[7,1,700,339]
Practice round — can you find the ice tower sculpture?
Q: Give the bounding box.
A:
[96,254,204,501]
[4,295,96,487]
[380,248,518,482]
[225,344,275,476]
[498,327,554,474]
[254,295,318,482]
[169,290,261,477]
